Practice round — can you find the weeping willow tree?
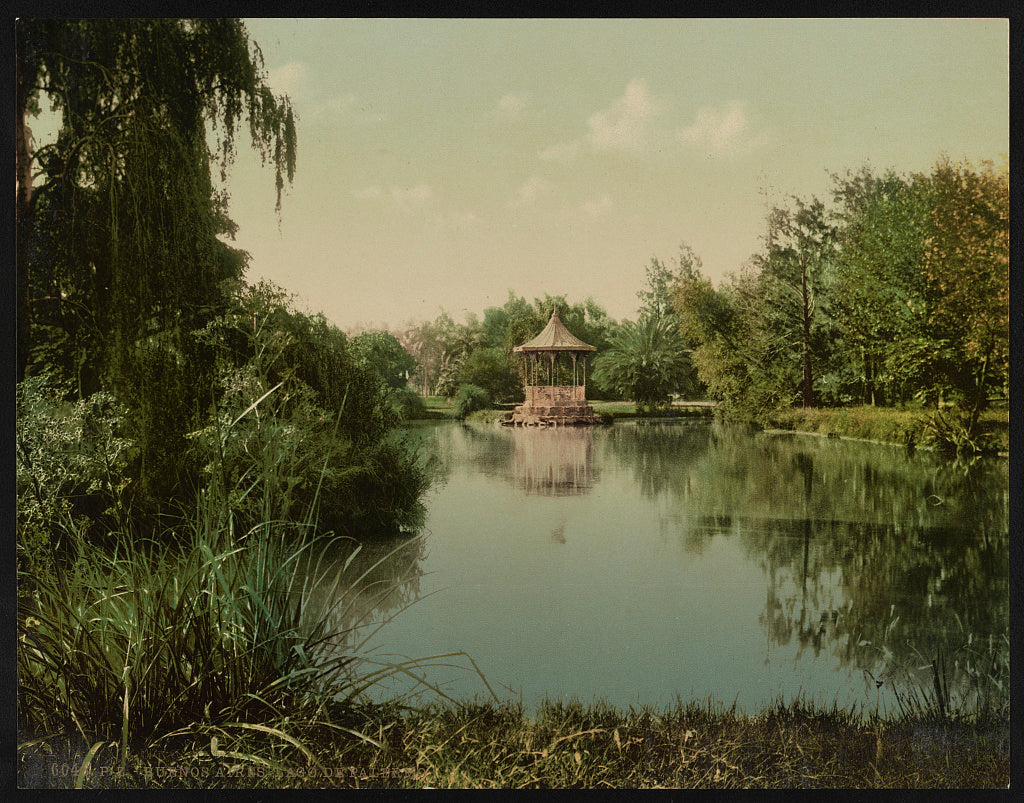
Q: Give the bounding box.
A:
[16,19,296,504]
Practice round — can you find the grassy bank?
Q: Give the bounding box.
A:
[766,404,1009,454]
[415,396,717,424]
[591,400,715,420]
[417,395,457,419]
[20,698,1009,789]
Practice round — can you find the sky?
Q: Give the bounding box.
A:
[219,18,1008,332]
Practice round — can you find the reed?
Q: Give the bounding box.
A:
[17,382,475,787]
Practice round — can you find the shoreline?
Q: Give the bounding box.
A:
[19,697,1009,789]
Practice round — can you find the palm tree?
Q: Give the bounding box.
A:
[592,316,694,412]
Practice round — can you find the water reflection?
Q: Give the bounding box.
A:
[509,427,595,496]
[295,535,425,655]
[306,420,1008,713]
[602,422,1008,709]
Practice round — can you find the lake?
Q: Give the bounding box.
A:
[304,419,1009,716]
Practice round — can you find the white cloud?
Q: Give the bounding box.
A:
[267,61,308,95]
[539,141,581,162]
[495,91,530,120]
[539,79,661,160]
[586,79,661,151]
[582,194,613,217]
[509,175,553,208]
[677,101,767,157]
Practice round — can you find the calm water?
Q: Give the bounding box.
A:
[305,420,1009,715]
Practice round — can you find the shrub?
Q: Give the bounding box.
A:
[388,385,428,420]
[16,374,136,574]
[451,383,490,420]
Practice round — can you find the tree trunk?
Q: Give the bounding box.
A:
[801,256,813,408]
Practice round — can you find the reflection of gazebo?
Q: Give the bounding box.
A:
[510,426,595,494]
[506,307,603,426]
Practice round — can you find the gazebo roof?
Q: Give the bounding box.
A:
[513,308,596,353]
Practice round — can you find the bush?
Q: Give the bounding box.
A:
[187,281,428,539]
[451,383,490,420]
[16,374,136,574]
[388,385,428,420]
[456,347,520,403]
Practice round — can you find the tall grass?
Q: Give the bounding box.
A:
[17,507,490,784]
[17,383,480,786]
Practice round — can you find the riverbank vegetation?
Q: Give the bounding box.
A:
[17,18,1008,791]
[672,158,1008,455]
[16,20,431,783]
[20,696,1009,789]
[767,404,1009,455]
[384,157,1007,452]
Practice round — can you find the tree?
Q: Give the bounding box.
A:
[350,330,416,389]
[457,347,520,403]
[831,167,935,405]
[16,19,297,503]
[921,157,1009,424]
[831,158,1008,418]
[190,280,426,536]
[591,316,694,412]
[756,198,838,408]
[674,264,799,422]
[636,243,703,322]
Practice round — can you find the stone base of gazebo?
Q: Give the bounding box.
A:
[504,386,604,427]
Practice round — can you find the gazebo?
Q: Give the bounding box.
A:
[506,308,603,426]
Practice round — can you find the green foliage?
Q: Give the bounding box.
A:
[767,405,930,447]
[674,269,797,423]
[923,408,1001,456]
[832,168,936,405]
[452,384,491,420]
[350,331,416,389]
[17,507,461,770]
[388,386,428,420]
[637,243,703,322]
[16,374,136,574]
[677,158,1008,435]
[591,316,694,412]
[187,280,427,539]
[404,294,618,402]
[457,347,520,403]
[17,19,298,507]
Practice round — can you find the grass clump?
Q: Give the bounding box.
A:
[16,369,464,789]
[16,512,487,789]
[32,697,1007,789]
